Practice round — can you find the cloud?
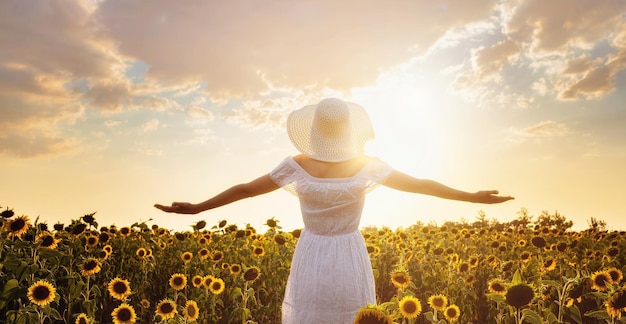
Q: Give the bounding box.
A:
[0,131,77,158]
[141,119,161,132]
[451,0,626,105]
[473,39,522,78]
[510,120,569,143]
[95,0,498,97]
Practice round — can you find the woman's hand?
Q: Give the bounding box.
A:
[154,202,199,214]
[472,190,514,204]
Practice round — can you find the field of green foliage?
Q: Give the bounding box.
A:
[1,206,625,324]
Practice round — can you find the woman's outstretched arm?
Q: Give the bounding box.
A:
[154,174,280,214]
[381,170,514,204]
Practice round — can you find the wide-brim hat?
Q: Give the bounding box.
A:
[287,98,374,162]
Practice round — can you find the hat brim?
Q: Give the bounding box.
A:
[287,101,374,162]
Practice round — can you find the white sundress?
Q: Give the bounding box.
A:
[269,156,393,324]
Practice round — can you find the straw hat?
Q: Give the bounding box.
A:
[287,98,374,162]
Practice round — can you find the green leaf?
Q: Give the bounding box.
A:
[521,309,544,324]
[541,280,561,289]
[584,309,610,320]
[38,248,65,259]
[512,269,522,285]
[564,304,583,324]
[1,278,19,297]
[485,293,506,303]
[48,308,63,320]
[424,311,434,322]
[541,308,558,324]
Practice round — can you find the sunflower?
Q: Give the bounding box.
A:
[202,275,214,289]
[183,300,200,321]
[427,294,448,311]
[181,251,193,264]
[169,273,187,290]
[399,296,422,319]
[221,262,230,270]
[367,245,381,256]
[531,236,546,248]
[135,248,147,259]
[505,283,535,308]
[212,251,224,263]
[487,278,507,295]
[98,232,110,243]
[591,271,612,291]
[37,232,60,249]
[197,236,209,245]
[443,305,460,322]
[85,235,99,248]
[607,247,620,257]
[520,251,532,263]
[98,249,110,260]
[542,258,557,272]
[468,255,480,268]
[5,215,30,239]
[607,289,626,318]
[111,303,136,324]
[230,264,242,275]
[209,277,225,295]
[103,244,113,254]
[274,234,286,245]
[353,307,393,324]
[119,227,131,237]
[198,248,210,260]
[27,280,56,306]
[155,299,177,319]
[252,246,265,257]
[140,299,151,308]
[75,313,89,324]
[192,275,204,288]
[465,274,476,286]
[243,266,261,282]
[458,262,470,274]
[391,271,410,289]
[607,267,624,284]
[108,277,132,301]
[80,258,102,276]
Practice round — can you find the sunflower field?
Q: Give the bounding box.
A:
[1,206,626,324]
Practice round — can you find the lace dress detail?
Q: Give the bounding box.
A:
[269,156,393,323]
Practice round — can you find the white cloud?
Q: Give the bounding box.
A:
[141,119,161,132]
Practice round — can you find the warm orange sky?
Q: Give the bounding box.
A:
[2,0,626,232]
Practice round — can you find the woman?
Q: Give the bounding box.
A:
[155,98,513,323]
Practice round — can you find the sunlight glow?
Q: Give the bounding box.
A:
[355,69,448,177]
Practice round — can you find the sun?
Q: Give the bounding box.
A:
[355,70,448,176]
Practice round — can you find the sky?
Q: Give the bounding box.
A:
[1,0,626,233]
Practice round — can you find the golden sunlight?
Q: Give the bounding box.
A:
[358,70,448,176]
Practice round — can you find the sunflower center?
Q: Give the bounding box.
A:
[114,282,128,294]
[160,303,174,314]
[84,260,97,270]
[492,282,505,291]
[33,286,51,300]
[173,277,183,285]
[10,219,25,231]
[41,236,54,246]
[187,305,197,317]
[244,269,259,281]
[118,308,132,321]
[402,301,417,313]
